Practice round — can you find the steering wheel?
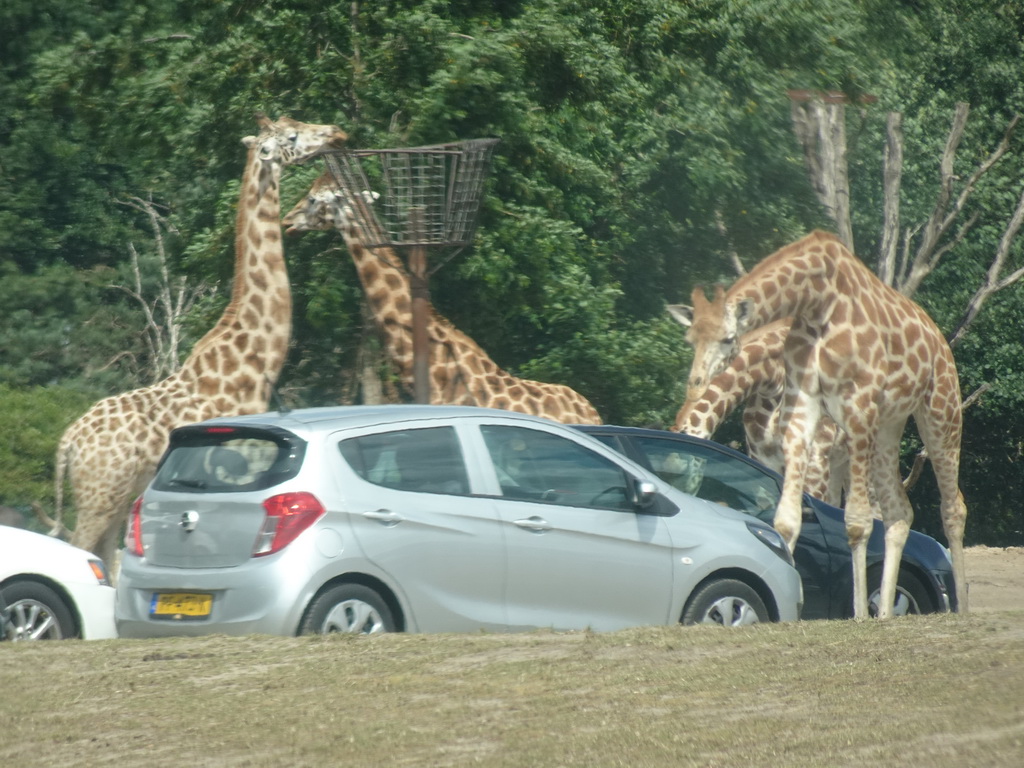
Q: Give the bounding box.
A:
[589,485,626,507]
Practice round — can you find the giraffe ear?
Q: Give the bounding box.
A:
[242,135,257,148]
[666,305,694,328]
[733,298,757,333]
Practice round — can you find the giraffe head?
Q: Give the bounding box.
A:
[242,114,348,169]
[667,285,756,402]
[282,173,344,233]
[282,172,380,234]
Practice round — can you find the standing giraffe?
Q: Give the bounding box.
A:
[665,309,847,506]
[39,115,348,569]
[282,172,602,424]
[677,231,967,619]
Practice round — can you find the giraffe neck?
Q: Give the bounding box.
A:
[337,221,423,390]
[674,320,789,435]
[180,145,292,406]
[338,219,508,400]
[728,230,855,326]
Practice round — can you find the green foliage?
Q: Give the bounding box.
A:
[2,0,1024,543]
[0,384,93,524]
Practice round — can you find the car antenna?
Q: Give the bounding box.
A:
[266,374,291,415]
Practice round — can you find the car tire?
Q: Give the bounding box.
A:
[1,581,77,640]
[300,583,396,635]
[867,568,934,617]
[681,578,769,626]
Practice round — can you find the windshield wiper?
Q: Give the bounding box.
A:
[166,478,207,490]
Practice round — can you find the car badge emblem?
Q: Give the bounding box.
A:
[180,510,200,532]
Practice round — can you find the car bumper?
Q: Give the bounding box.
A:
[115,553,312,638]
[72,584,117,640]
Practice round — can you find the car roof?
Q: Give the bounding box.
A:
[184,404,562,433]
[574,424,756,464]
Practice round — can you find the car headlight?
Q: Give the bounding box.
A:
[746,522,794,566]
[87,558,111,587]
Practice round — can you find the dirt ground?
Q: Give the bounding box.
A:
[964,545,1024,611]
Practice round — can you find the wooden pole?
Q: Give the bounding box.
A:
[409,208,431,404]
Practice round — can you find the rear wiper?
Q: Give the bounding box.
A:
[167,478,207,490]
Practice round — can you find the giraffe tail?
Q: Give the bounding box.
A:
[31,501,67,540]
[34,439,73,540]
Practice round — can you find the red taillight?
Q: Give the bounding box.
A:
[253,492,325,557]
[126,496,144,556]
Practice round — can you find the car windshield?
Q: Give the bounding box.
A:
[630,435,782,523]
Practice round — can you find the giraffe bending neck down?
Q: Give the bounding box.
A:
[678,231,967,619]
[40,115,348,571]
[282,172,602,424]
[665,311,846,507]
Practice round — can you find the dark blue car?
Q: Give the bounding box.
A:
[575,425,957,619]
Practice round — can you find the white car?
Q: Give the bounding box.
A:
[1,526,117,641]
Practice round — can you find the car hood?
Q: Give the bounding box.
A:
[0,527,101,579]
[661,487,762,526]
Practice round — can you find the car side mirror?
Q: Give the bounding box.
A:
[633,479,678,517]
[634,480,657,508]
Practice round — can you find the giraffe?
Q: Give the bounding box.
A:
[676,231,968,619]
[665,309,847,507]
[282,172,602,424]
[38,114,348,570]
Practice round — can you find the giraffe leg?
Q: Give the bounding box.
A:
[774,391,820,552]
[840,409,880,620]
[870,422,914,620]
[95,518,127,585]
[916,406,969,613]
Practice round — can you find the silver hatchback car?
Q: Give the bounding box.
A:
[116,405,801,636]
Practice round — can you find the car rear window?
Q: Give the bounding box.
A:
[338,426,470,495]
[152,426,306,493]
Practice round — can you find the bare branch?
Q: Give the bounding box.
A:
[948,184,1024,347]
[900,103,970,295]
[878,112,904,285]
[714,209,746,277]
[900,107,1021,297]
[113,196,210,381]
[141,34,194,44]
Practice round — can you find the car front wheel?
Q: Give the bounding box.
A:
[681,578,769,626]
[867,569,934,617]
[300,584,396,635]
[1,581,77,641]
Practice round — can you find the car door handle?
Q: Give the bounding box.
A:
[513,516,552,533]
[363,509,403,526]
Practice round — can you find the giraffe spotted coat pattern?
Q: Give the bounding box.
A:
[282,173,602,424]
[42,115,348,570]
[666,310,846,507]
[677,231,967,619]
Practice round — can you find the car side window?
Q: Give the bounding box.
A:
[339,426,470,495]
[632,436,781,523]
[480,425,633,511]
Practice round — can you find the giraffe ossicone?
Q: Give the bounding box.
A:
[677,231,968,619]
[39,115,348,574]
[283,172,602,424]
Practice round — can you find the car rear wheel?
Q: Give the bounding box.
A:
[300,584,396,635]
[681,578,769,626]
[867,568,934,617]
[1,581,76,641]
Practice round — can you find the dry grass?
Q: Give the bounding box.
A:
[3,611,1024,767]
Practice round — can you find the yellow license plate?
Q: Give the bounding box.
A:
[150,592,213,619]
